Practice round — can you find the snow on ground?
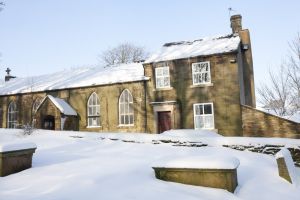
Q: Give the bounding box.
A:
[0,129,300,200]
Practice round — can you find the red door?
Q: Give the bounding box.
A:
[157,111,172,133]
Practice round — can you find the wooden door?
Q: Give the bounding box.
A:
[157,111,171,133]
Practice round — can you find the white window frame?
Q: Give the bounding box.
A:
[155,66,170,89]
[193,103,214,129]
[119,89,134,126]
[192,61,211,85]
[7,101,18,129]
[87,92,101,128]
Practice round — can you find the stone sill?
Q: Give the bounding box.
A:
[86,126,101,129]
[153,87,173,92]
[117,125,135,128]
[190,83,214,88]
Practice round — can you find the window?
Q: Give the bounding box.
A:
[193,103,214,129]
[192,61,211,85]
[155,66,170,88]
[87,92,100,127]
[32,98,42,114]
[7,101,18,128]
[119,89,134,125]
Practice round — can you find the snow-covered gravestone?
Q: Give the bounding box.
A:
[275,148,298,185]
[0,142,37,176]
[152,156,240,193]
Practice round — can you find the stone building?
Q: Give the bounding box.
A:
[0,15,299,137]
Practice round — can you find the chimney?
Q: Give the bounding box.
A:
[5,68,16,82]
[230,14,242,33]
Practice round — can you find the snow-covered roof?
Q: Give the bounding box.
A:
[0,63,148,96]
[145,33,241,63]
[39,95,77,116]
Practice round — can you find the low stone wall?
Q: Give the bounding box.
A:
[0,148,36,176]
[223,144,300,167]
[153,167,238,193]
[241,105,300,138]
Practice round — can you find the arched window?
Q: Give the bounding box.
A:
[32,98,42,114]
[119,89,134,125]
[87,92,100,127]
[7,101,18,128]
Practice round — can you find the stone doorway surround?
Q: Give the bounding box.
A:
[150,101,180,134]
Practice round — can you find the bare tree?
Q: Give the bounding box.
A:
[100,43,148,66]
[0,2,4,12]
[258,33,300,116]
[286,33,300,111]
[257,66,292,116]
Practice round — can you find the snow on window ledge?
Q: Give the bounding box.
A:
[190,83,214,88]
[86,126,101,129]
[117,124,135,128]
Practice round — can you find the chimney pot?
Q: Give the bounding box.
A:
[230,14,242,33]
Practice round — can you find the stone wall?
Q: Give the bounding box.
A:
[0,81,147,133]
[238,29,256,107]
[35,98,61,130]
[0,93,45,128]
[68,81,147,133]
[144,53,244,136]
[63,116,78,131]
[242,105,300,138]
[223,144,300,167]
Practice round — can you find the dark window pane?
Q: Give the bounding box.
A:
[204,104,212,114]
[129,115,134,124]
[200,105,204,115]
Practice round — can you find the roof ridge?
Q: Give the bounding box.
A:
[162,33,238,47]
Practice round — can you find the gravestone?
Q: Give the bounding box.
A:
[0,142,37,176]
[275,148,298,185]
[152,156,240,193]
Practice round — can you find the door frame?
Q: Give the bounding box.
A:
[151,102,179,134]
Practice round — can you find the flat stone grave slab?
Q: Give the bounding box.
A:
[152,156,240,193]
[0,142,37,177]
[275,148,299,185]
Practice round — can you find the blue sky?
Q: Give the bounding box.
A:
[0,0,299,87]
